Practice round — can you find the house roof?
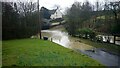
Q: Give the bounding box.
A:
[49,9,57,14]
[40,7,57,15]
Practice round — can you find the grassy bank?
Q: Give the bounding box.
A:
[79,38,120,55]
[2,39,103,66]
[0,41,2,67]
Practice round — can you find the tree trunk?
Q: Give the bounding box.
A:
[85,33,87,39]
[113,35,116,44]
[107,36,110,43]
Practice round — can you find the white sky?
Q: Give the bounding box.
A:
[1,0,119,12]
[36,0,118,12]
[36,0,104,12]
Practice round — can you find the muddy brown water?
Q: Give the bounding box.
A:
[41,29,120,66]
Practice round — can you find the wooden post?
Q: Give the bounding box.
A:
[38,0,41,39]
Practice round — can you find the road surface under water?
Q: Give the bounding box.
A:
[41,29,120,66]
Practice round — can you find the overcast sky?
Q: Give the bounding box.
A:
[36,0,118,12]
[2,0,119,12]
[37,0,103,12]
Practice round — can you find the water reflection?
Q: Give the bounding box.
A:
[42,30,70,47]
[80,49,119,66]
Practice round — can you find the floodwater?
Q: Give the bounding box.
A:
[41,29,120,66]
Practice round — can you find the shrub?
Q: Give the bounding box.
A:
[77,28,96,40]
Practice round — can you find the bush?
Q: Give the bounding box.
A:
[77,28,96,40]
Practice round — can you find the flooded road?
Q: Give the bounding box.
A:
[41,28,120,66]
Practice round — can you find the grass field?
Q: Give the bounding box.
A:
[2,39,103,66]
[0,41,2,67]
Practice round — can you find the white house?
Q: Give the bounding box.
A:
[40,7,63,29]
[50,9,63,20]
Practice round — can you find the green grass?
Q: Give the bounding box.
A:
[2,39,103,66]
[79,38,120,55]
[0,41,2,67]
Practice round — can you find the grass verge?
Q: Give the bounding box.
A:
[2,39,103,66]
[0,41,2,67]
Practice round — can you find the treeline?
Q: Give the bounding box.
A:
[2,2,39,40]
[65,1,120,43]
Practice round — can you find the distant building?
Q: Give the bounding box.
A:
[40,7,63,29]
[49,9,63,20]
[41,7,63,20]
